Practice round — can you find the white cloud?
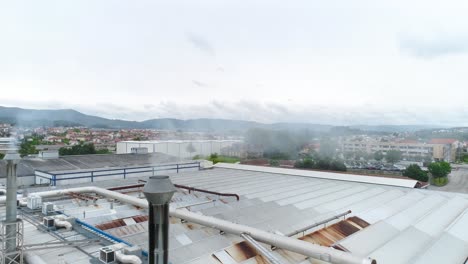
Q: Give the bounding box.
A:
[399,31,468,58]
[1,0,468,126]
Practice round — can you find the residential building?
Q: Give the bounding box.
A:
[342,138,460,162]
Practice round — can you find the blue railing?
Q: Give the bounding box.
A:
[75,218,149,257]
[36,162,201,186]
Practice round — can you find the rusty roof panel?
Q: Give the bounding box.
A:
[348,216,370,229]
[224,241,257,263]
[95,219,126,230]
[299,217,369,247]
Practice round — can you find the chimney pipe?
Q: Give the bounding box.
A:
[4,152,21,261]
[143,176,176,264]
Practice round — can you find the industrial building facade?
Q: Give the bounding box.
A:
[116,140,241,159]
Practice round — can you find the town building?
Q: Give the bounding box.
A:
[428,138,461,162]
[341,138,460,162]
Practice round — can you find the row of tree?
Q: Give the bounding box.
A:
[295,157,347,172]
[402,161,451,182]
[59,143,109,156]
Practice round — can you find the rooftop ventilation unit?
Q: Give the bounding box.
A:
[42,202,54,215]
[43,217,55,228]
[99,247,116,263]
[27,196,42,210]
[38,150,59,159]
[131,147,148,154]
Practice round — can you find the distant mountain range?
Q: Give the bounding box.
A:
[0,106,444,133]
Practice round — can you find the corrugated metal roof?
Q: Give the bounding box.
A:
[215,163,419,188]
[0,152,181,177]
[11,165,468,264]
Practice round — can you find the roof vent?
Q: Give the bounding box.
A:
[131,147,148,154]
[143,176,176,264]
[99,247,116,263]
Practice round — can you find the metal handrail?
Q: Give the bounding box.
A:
[138,180,240,201]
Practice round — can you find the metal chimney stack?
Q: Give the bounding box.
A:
[4,151,21,262]
[143,176,176,264]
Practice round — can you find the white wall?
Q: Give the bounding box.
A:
[116,140,240,159]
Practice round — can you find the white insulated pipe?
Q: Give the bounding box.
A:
[54,219,72,231]
[18,198,27,207]
[24,252,48,264]
[0,187,376,264]
[115,251,142,264]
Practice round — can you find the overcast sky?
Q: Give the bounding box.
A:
[1,0,468,125]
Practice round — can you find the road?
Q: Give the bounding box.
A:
[428,164,468,194]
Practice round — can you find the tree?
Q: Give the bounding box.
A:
[385,150,402,164]
[373,151,384,161]
[403,164,428,182]
[428,161,452,178]
[294,157,314,169]
[316,158,331,170]
[329,160,347,171]
[59,143,97,156]
[0,153,4,160]
[269,159,280,167]
[19,140,38,157]
[96,149,110,154]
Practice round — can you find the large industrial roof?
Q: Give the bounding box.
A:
[216,163,420,188]
[2,164,468,264]
[0,153,180,177]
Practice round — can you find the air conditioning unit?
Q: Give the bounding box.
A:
[27,196,42,210]
[42,202,54,215]
[43,217,55,228]
[99,247,116,263]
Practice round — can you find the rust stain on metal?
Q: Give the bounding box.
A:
[95,215,150,230]
[254,255,269,264]
[133,215,149,223]
[299,216,369,247]
[95,219,126,230]
[348,216,370,228]
[225,241,257,262]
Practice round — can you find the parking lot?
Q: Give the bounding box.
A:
[428,164,468,194]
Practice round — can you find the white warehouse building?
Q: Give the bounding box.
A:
[116,140,241,159]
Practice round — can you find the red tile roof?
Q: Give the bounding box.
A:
[398,139,419,144]
[428,138,458,144]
